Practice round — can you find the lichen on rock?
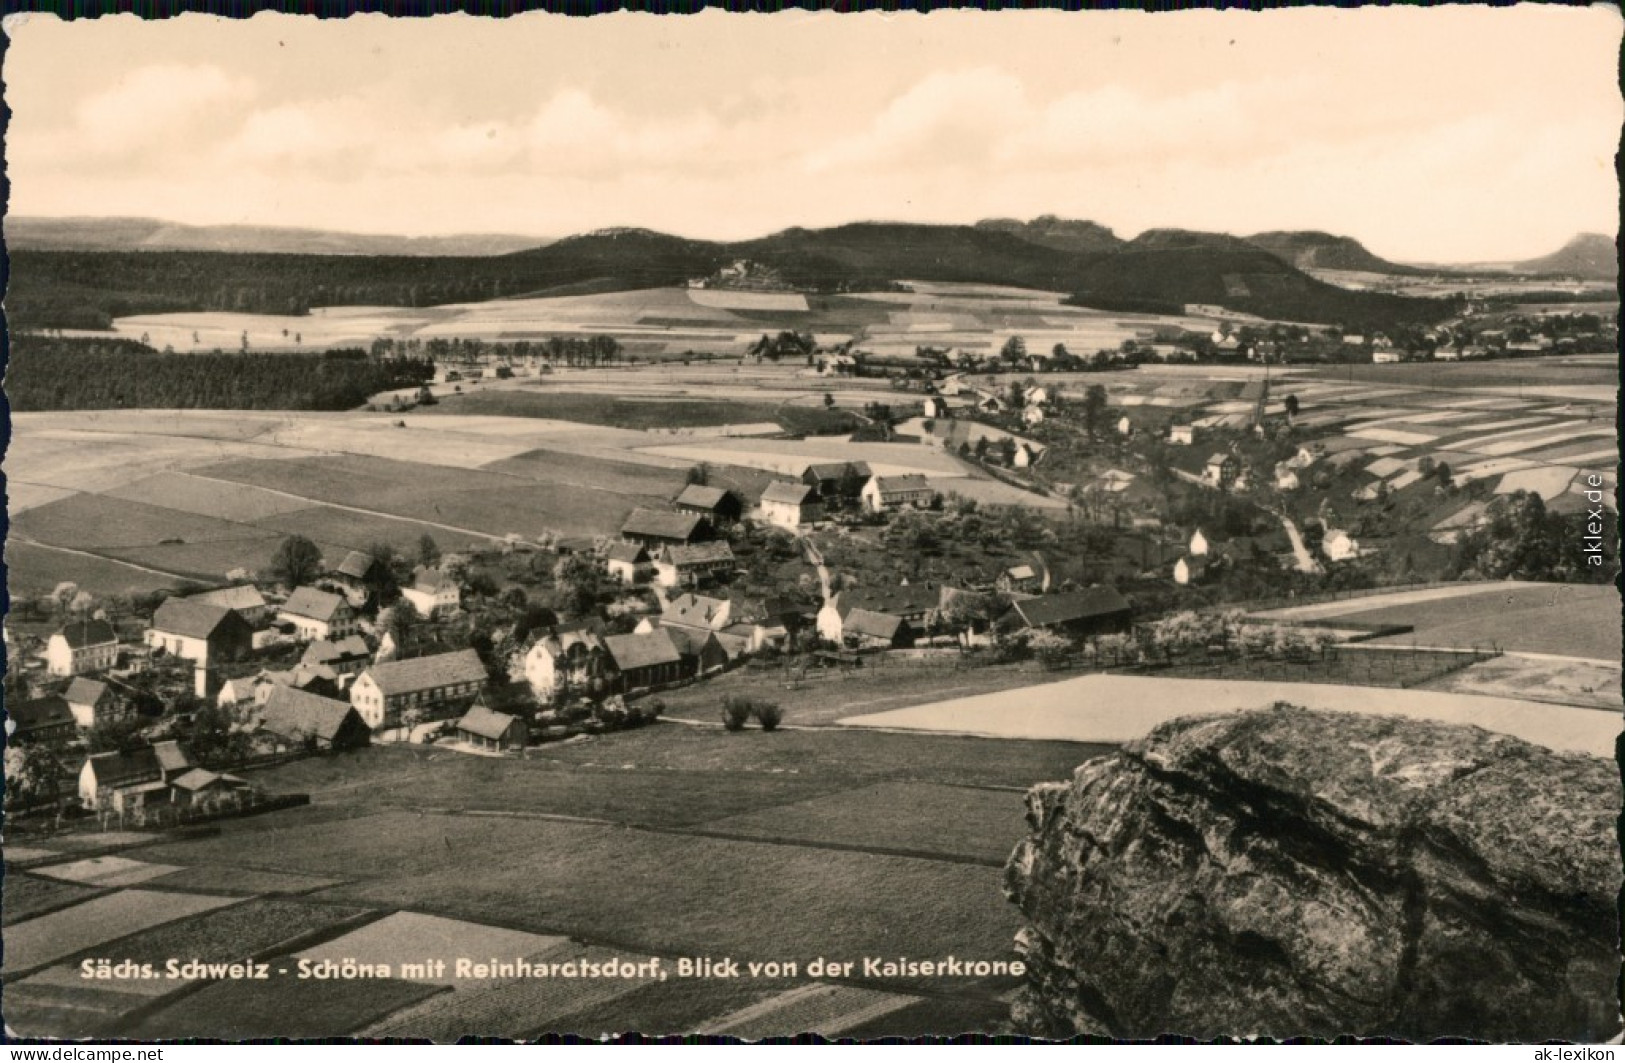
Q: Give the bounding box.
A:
[1004,703,1623,1041]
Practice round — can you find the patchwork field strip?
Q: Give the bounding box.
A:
[297,911,568,988]
[3,890,239,975]
[1474,426,1615,458]
[141,865,342,895]
[34,857,187,889]
[360,944,659,1040]
[699,983,920,1039]
[1349,427,1439,446]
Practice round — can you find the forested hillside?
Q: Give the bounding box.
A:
[6,337,433,411]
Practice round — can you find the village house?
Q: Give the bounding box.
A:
[1275,466,1301,491]
[64,677,129,730]
[839,583,945,627]
[9,695,77,745]
[1000,586,1133,639]
[660,592,734,633]
[673,484,743,527]
[603,542,652,585]
[802,461,873,505]
[400,568,461,619]
[861,474,934,513]
[1169,424,1196,446]
[758,481,821,531]
[523,621,610,701]
[454,704,527,753]
[46,619,119,678]
[187,584,270,625]
[661,625,732,675]
[653,541,736,589]
[167,767,254,810]
[349,649,488,730]
[998,561,1049,595]
[1116,415,1133,437]
[146,599,255,668]
[301,635,373,678]
[329,550,387,596]
[1189,529,1211,557]
[1372,349,1402,364]
[258,685,372,753]
[717,596,794,654]
[817,603,914,650]
[1012,441,1042,469]
[602,630,689,693]
[78,740,194,813]
[921,396,946,419]
[1322,530,1362,562]
[620,508,713,550]
[1021,405,1046,427]
[1203,452,1240,489]
[278,587,359,642]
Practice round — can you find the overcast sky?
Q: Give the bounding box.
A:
[4,7,1619,262]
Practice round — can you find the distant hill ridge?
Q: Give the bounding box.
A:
[9,216,1459,330]
[1511,233,1617,281]
[5,216,551,257]
[1243,230,1424,276]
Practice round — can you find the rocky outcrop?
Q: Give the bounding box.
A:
[1005,705,1623,1041]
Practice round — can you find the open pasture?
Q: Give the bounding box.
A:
[637,436,970,479]
[33,856,186,889]
[4,540,190,598]
[250,506,488,554]
[2,890,238,975]
[297,911,566,987]
[361,944,661,1041]
[702,781,1027,865]
[1349,583,1621,661]
[11,493,274,553]
[839,673,1618,758]
[1,874,108,927]
[102,471,313,523]
[128,970,445,1039]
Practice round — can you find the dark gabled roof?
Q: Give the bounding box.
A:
[663,541,735,568]
[603,630,684,672]
[456,704,522,741]
[621,508,708,542]
[841,582,943,618]
[301,635,371,667]
[761,481,817,506]
[334,550,376,580]
[675,485,737,510]
[842,609,905,642]
[363,649,488,697]
[261,688,359,746]
[663,624,722,658]
[10,695,75,733]
[604,542,649,564]
[84,746,164,789]
[1008,587,1131,628]
[53,620,118,650]
[281,587,349,623]
[151,598,241,641]
[64,678,113,707]
[803,461,871,482]
[188,584,267,613]
[869,474,933,495]
[153,739,191,775]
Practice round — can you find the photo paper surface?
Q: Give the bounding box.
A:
[2,7,1620,1042]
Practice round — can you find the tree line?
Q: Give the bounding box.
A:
[7,336,434,412]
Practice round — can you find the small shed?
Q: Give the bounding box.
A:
[455,705,527,753]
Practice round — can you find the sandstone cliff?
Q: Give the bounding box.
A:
[1005,705,1622,1041]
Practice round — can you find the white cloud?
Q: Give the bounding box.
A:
[72,64,254,157]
